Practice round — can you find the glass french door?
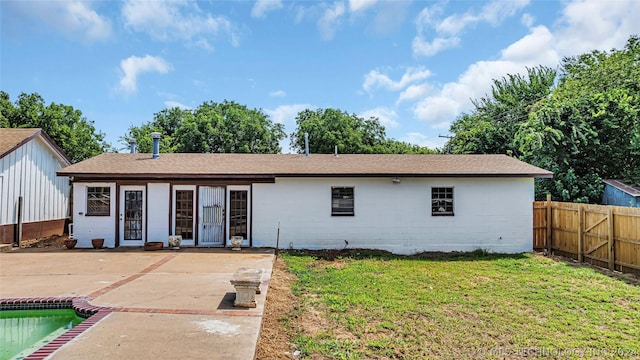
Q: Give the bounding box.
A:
[119,186,145,245]
[227,186,250,247]
[175,190,194,240]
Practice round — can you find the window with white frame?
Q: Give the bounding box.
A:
[331,187,354,216]
[87,187,110,216]
[431,187,454,216]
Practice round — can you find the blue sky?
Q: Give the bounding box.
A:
[2,0,639,152]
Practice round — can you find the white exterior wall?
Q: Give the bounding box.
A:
[252,177,535,254]
[0,136,69,226]
[147,183,170,244]
[72,182,116,248]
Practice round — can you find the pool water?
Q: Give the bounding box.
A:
[0,309,85,360]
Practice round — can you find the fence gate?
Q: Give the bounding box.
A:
[533,195,640,275]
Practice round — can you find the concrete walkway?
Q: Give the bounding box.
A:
[0,247,275,359]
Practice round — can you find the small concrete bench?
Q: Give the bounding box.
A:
[230,268,263,308]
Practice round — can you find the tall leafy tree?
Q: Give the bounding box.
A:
[123,100,286,154]
[448,66,557,155]
[0,91,110,163]
[290,108,434,154]
[516,36,640,202]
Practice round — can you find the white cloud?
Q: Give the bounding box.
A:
[6,1,112,42]
[413,0,529,57]
[349,0,377,12]
[122,0,239,49]
[412,36,460,57]
[360,107,399,128]
[363,66,431,93]
[317,2,346,40]
[265,104,311,124]
[252,0,283,19]
[412,0,639,131]
[265,104,312,153]
[501,26,558,64]
[164,101,191,110]
[269,90,287,97]
[65,1,112,41]
[554,0,640,55]
[396,83,431,105]
[118,55,171,94]
[521,13,535,27]
[401,132,444,149]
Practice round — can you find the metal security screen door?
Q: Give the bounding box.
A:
[123,190,143,240]
[198,186,225,246]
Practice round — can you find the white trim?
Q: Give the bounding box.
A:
[119,185,146,246]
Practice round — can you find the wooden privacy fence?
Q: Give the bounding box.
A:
[534,195,640,275]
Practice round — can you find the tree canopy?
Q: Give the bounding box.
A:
[290,108,435,154]
[447,36,640,203]
[123,100,286,154]
[0,91,110,163]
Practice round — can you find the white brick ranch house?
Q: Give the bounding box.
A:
[56,151,552,254]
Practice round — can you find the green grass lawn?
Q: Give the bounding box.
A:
[281,251,640,359]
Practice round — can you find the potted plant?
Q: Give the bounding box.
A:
[144,241,163,251]
[91,238,104,249]
[64,238,77,249]
[230,236,243,251]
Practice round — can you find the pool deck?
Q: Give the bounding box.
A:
[0,247,275,359]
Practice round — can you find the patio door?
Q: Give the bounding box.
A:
[173,186,195,246]
[198,186,225,246]
[119,186,145,246]
[227,185,250,247]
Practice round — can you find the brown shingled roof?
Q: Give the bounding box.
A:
[57,153,552,179]
[0,128,70,164]
[0,128,41,157]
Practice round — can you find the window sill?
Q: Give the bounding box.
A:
[85,214,110,217]
[432,212,454,216]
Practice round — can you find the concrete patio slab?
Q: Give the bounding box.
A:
[0,248,275,360]
[50,312,263,360]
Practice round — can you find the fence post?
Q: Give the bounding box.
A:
[607,207,615,271]
[15,196,23,247]
[577,204,583,263]
[546,194,552,254]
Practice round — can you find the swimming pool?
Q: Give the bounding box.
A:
[1,308,85,360]
[0,297,112,360]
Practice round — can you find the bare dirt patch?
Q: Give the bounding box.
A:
[18,234,68,249]
[256,257,297,360]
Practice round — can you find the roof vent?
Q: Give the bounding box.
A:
[151,132,161,159]
[304,132,309,157]
[129,138,137,154]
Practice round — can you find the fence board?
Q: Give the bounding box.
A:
[533,200,640,276]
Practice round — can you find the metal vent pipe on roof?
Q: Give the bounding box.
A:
[129,138,137,154]
[151,132,161,159]
[304,132,309,157]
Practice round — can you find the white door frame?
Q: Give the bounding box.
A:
[172,185,196,247]
[119,185,146,246]
[226,185,251,247]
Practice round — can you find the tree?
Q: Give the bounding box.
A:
[0,91,110,163]
[516,36,640,202]
[123,100,286,154]
[290,108,434,154]
[448,66,557,155]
